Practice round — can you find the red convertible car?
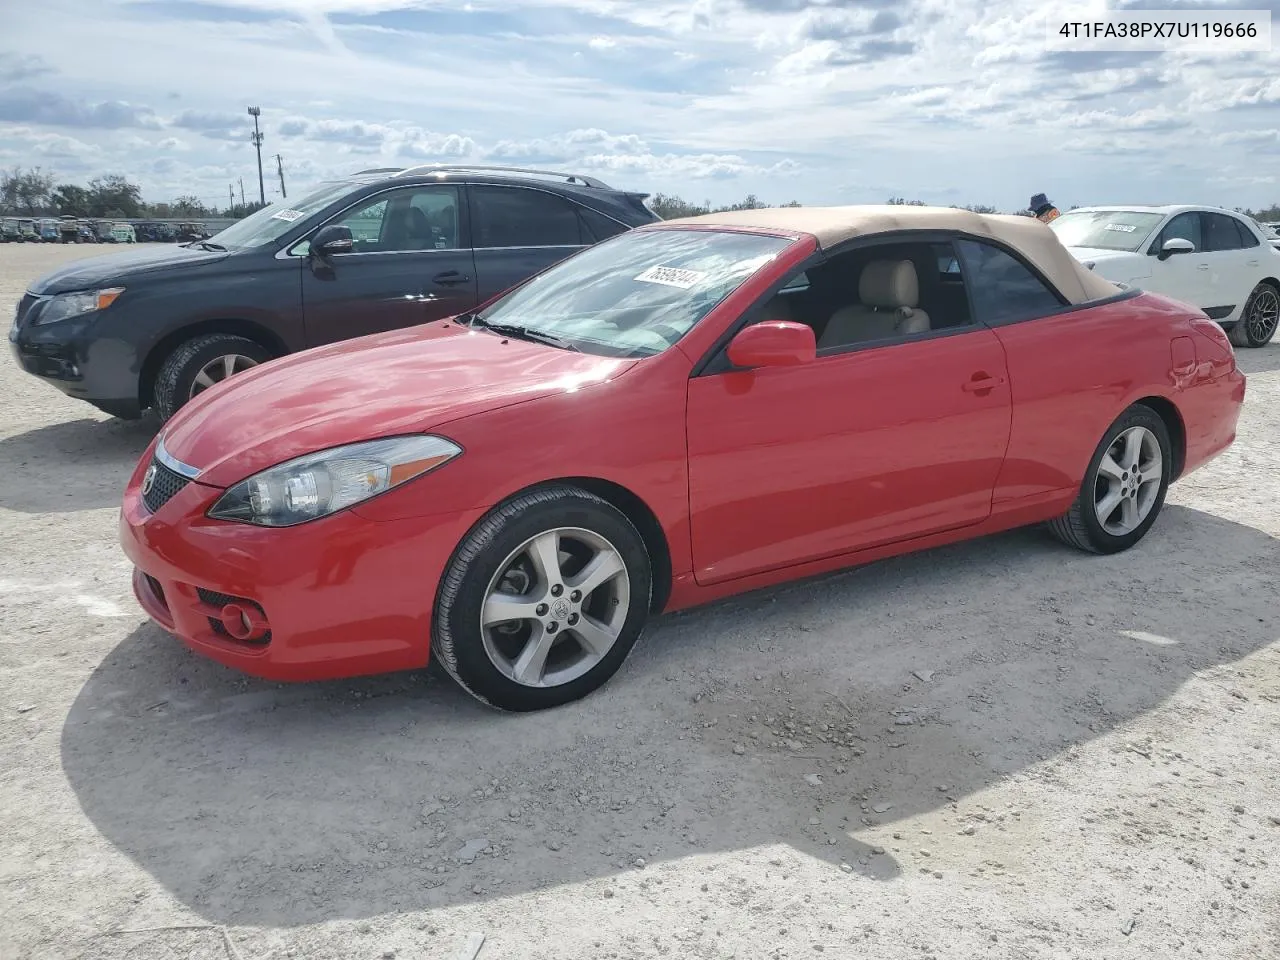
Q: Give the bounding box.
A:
[120,205,1245,711]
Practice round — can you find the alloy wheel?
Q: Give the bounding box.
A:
[480,527,630,688]
[189,354,260,399]
[1092,425,1162,536]
[1247,288,1279,345]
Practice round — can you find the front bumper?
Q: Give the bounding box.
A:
[119,449,488,682]
[10,296,142,414]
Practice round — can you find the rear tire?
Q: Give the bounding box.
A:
[432,485,652,712]
[153,334,272,421]
[1048,404,1172,555]
[1228,282,1280,348]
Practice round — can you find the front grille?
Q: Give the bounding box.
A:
[141,458,191,514]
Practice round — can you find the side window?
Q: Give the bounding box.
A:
[956,239,1064,326]
[331,198,388,253]
[375,186,461,252]
[1203,213,1245,253]
[1234,219,1261,248]
[577,205,628,243]
[470,186,583,248]
[1155,212,1202,253]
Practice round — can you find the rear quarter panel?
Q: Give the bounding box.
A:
[990,292,1194,506]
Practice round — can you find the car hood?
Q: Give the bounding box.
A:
[27,244,232,295]
[1065,247,1151,280]
[160,323,638,488]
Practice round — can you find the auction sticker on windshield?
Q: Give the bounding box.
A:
[270,209,305,222]
[634,265,707,289]
[1104,223,1139,232]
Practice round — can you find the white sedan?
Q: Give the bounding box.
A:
[1049,204,1280,347]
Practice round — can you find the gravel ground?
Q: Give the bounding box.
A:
[1,243,1278,960]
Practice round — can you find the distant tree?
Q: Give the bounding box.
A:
[146,201,173,218]
[954,203,997,214]
[171,195,210,216]
[51,183,91,217]
[886,196,927,206]
[0,166,55,214]
[223,200,268,218]
[86,174,143,218]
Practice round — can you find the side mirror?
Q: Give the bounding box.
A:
[311,224,354,259]
[726,320,816,369]
[1158,237,1195,260]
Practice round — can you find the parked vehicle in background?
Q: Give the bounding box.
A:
[10,164,659,421]
[1255,219,1280,251]
[1050,205,1280,348]
[111,223,137,244]
[37,219,60,242]
[174,222,209,243]
[117,204,1245,710]
[0,218,18,242]
[17,219,38,242]
[57,216,80,243]
[78,223,98,243]
[90,220,115,242]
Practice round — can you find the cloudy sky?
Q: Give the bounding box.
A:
[2,0,1278,212]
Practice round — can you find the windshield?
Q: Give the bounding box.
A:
[1049,210,1165,252]
[205,180,357,249]
[474,229,793,357]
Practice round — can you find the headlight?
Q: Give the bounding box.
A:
[207,435,462,527]
[33,287,125,325]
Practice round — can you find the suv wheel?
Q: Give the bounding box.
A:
[153,334,272,421]
[1228,282,1280,348]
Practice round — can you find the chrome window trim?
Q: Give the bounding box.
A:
[155,435,202,479]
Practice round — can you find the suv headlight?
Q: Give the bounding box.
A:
[33,287,125,325]
[207,435,462,527]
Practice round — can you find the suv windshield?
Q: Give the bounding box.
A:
[473,228,793,357]
[1049,210,1166,252]
[205,180,357,249]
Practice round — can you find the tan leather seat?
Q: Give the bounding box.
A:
[818,260,931,349]
[759,294,796,323]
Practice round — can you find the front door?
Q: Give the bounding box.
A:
[300,184,478,347]
[1146,211,1208,311]
[686,326,1012,586]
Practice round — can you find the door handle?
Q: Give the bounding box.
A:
[1247,260,1259,266]
[1197,264,1210,270]
[961,372,1004,393]
[432,270,472,286]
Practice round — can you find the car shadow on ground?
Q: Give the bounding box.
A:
[0,416,157,513]
[1234,344,1280,376]
[60,505,1279,928]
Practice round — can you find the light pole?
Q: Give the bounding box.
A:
[247,106,265,206]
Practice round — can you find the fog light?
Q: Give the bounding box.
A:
[219,602,270,642]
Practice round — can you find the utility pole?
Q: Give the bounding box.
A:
[247,105,265,206]
[239,178,245,207]
[275,154,287,199]
[228,184,235,211]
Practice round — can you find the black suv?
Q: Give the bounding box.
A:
[9,164,657,421]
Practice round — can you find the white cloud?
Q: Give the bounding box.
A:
[1,0,1279,211]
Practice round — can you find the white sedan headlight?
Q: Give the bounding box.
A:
[207,435,462,527]
[33,287,125,325]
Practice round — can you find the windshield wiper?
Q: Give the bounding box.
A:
[468,315,579,352]
[196,240,227,252]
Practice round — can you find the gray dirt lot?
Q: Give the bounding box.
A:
[1,243,1278,960]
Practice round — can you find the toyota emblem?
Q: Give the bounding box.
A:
[141,463,157,496]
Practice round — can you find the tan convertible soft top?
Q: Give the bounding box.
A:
[660,204,1121,305]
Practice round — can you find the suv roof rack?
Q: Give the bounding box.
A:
[352,166,406,176]
[393,163,613,190]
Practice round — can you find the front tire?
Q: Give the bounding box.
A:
[432,485,653,712]
[153,333,272,421]
[1048,404,1172,555]
[1228,282,1279,348]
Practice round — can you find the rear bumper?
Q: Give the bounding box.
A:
[118,453,487,682]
